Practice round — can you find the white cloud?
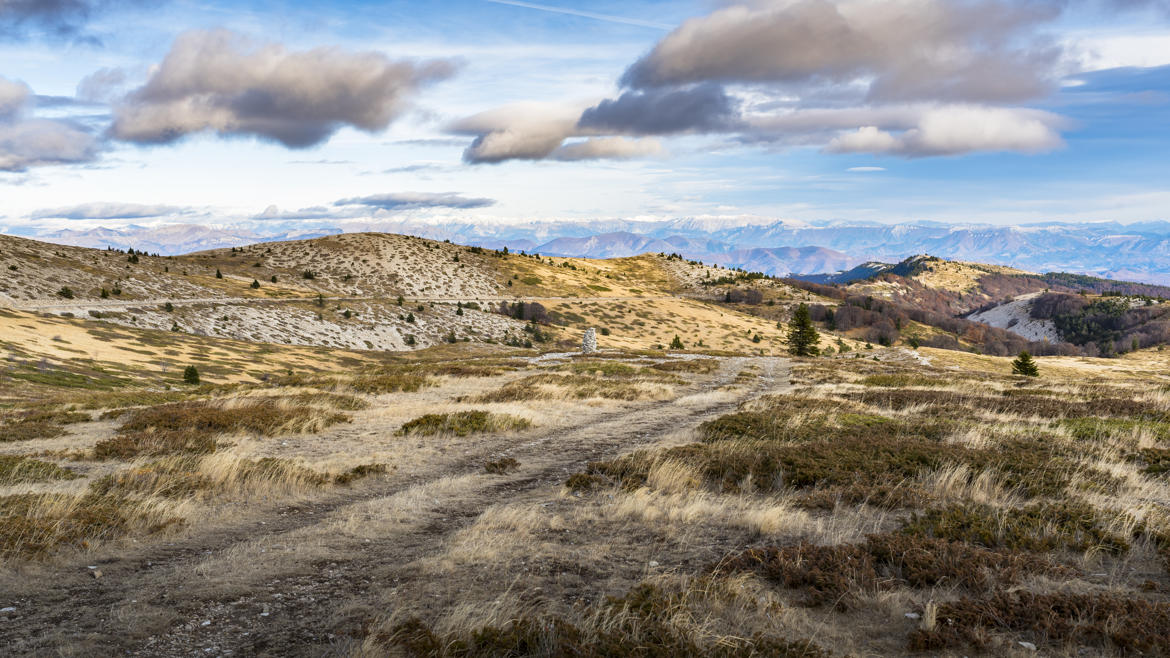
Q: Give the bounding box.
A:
[551,137,664,160]
[450,101,585,163]
[0,77,29,119]
[30,202,189,220]
[0,76,99,172]
[827,106,1067,156]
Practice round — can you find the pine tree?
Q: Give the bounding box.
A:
[1012,351,1040,377]
[215,268,223,279]
[669,335,685,350]
[183,365,200,385]
[786,303,820,356]
[250,279,260,289]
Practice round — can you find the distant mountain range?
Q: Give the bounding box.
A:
[8,217,1170,285]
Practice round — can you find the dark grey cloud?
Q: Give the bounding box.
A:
[0,75,99,171]
[577,83,739,135]
[30,201,188,219]
[110,29,457,149]
[334,192,495,210]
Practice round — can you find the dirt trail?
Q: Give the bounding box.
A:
[0,356,790,656]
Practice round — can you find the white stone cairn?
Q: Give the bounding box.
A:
[582,327,598,353]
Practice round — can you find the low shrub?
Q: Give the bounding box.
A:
[398,411,531,437]
[349,373,432,394]
[333,463,388,484]
[715,533,1074,611]
[484,457,520,474]
[565,472,608,493]
[901,501,1131,554]
[0,492,181,560]
[473,374,670,403]
[1,409,90,442]
[649,359,719,374]
[0,455,80,485]
[94,400,349,459]
[858,374,947,387]
[907,591,1170,653]
[381,582,830,657]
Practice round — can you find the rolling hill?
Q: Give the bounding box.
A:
[24,217,1170,285]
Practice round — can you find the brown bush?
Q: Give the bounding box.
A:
[907,591,1170,653]
[649,359,719,374]
[715,534,1072,611]
[0,409,90,443]
[0,455,80,485]
[484,457,520,474]
[381,582,831,657]
[589,430,965,498]
[716,542,878,610]
[398,411,531,437]
[901,501,1131,554]
[473,374,665,403]
[849,389,1168,421]
[0,492,182,560]
[94,400,349,459]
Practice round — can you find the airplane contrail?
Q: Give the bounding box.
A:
[483,0,674,30]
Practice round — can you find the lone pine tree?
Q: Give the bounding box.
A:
[1012,351,1040,377]
[183,365,200,385]
[786,303,821,356]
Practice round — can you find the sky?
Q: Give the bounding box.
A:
[1,0,1169,235]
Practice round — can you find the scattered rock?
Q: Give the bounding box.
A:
[91,569,102,580]
[1018,641,1037,651]
[904,612,920,620]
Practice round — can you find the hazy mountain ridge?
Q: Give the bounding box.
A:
[12,217,1170,284]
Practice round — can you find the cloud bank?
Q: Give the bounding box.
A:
[30,202,189,219]
[452,0,1083,163]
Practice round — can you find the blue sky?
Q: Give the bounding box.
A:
[1,0,1168,233]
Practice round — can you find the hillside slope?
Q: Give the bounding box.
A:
[1,233,821,354]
